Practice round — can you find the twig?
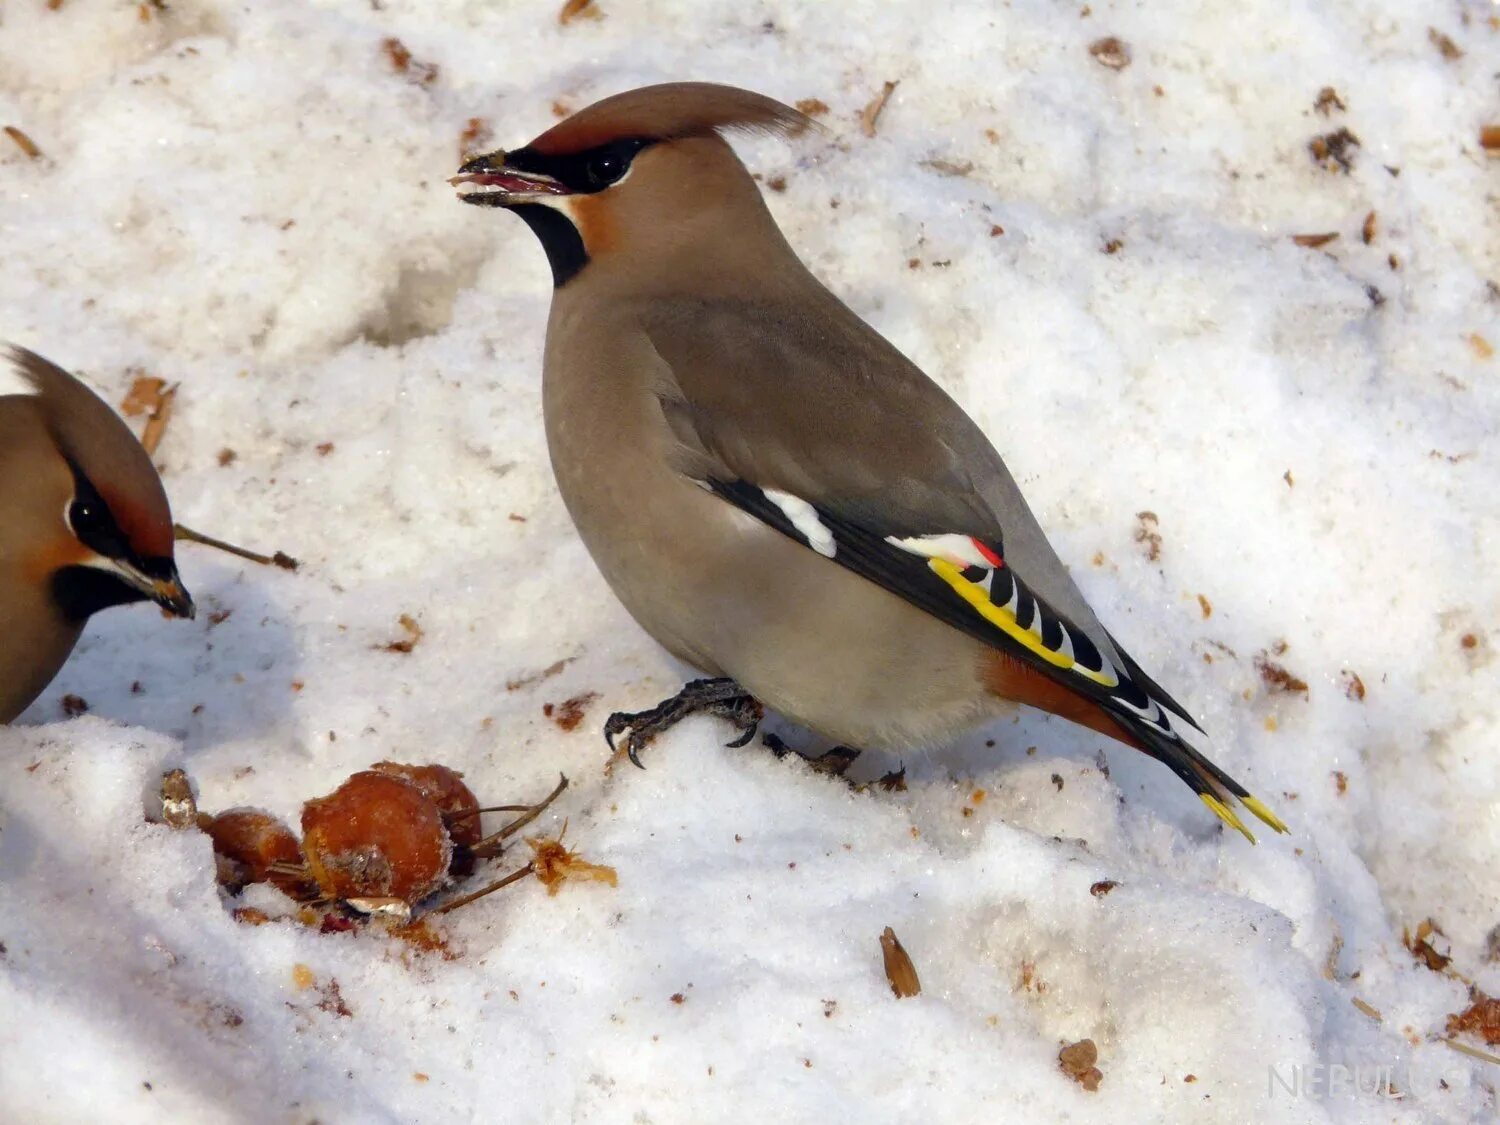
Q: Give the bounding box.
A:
[470,773,568,859]
[1444,1039,1500,1067]
[859,81,898,138]
[175,524,299,570]
[429,863,535,915]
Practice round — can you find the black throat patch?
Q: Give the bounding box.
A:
[512,204,588,288]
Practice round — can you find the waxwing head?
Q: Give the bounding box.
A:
[453,83,815,287]
[1,345,194,623]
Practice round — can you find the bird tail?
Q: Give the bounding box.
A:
[1111,705,1288,844]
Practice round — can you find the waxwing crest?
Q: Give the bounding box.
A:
[526,82,816,155]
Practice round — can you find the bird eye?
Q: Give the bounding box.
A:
[585,152,625,188]
[68,499,106,539]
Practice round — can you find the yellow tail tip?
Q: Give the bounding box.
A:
[1241,795,1290,835]
[1201,793,1257,844]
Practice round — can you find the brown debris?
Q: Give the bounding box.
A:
[795,98,830,117]
[1134,511,1161,561]
[506,657,574,692]
[122,372,176,456]
[61,693,88,717]
[880,926,921,998]
[877,766,908,792]
[1314,87,1346,115]
[1059,1039,1103,1091]
[1361,211,1377,245]
[543,691,599,732]
[1481,126,1500,153]
[1254,648,1309,697]
[3,125,42,159]
[859,81,899,138]
[1292,232,1339,249]
[922,157,974,178]
[1088,37,1130,70]
[216,448,237,467]
[1089,880,1118,898]
[380,38,439,87]
[1448,990,1500,1046]
[1405,919,1453,973]
[1342,670,1366,701]
[1351,997,1383,1023]
[1332,770,1347,795]
[1197,594,1212,619]
[316,978,353,1018]
[1427,28,1464,60]
[558,0,602,25]
[458,116,492,160]
[381,613,424,654]
[1309,127,1361,173]
[527,833,618,896]
[1102,238,1123,255]
[1470,334,1494,360]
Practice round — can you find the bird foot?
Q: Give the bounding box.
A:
[604,677,762,768]
[760,733,862,777]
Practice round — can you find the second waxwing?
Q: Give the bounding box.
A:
[454,83,1285,842]
[0,345,194,723]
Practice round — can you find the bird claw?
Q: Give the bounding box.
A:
[602,678,761,768]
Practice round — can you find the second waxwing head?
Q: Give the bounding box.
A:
[453,82,815,290]
[0,345,193,628]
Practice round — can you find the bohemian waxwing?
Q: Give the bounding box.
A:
[0,345,194,723]
[454,83,1285,841]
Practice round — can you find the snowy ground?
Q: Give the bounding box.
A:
[2,1,1498,1121]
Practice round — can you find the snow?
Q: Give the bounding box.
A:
[1,0,1497,1121]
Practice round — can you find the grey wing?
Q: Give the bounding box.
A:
[638,292,1127,669]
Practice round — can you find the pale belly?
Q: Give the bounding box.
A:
[545,379,999,751]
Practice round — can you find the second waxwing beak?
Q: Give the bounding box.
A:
[107,558,196,620]
[451,151,569,207]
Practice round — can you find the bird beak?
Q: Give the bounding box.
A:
[451,151,569,207]
[105,558,196,620]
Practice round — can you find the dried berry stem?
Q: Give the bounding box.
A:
[175,523,299,570]
[470,774,569,859]
[429,863,535,915]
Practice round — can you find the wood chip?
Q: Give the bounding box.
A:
[3,125,42,160]
[795,98,830,117]
[1427,27,1463,60]
[880,926,921,998]
[1292,232,1339,248]
[1088,37,1130,70]
[859,81,898,138]
[558,0,601,25]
